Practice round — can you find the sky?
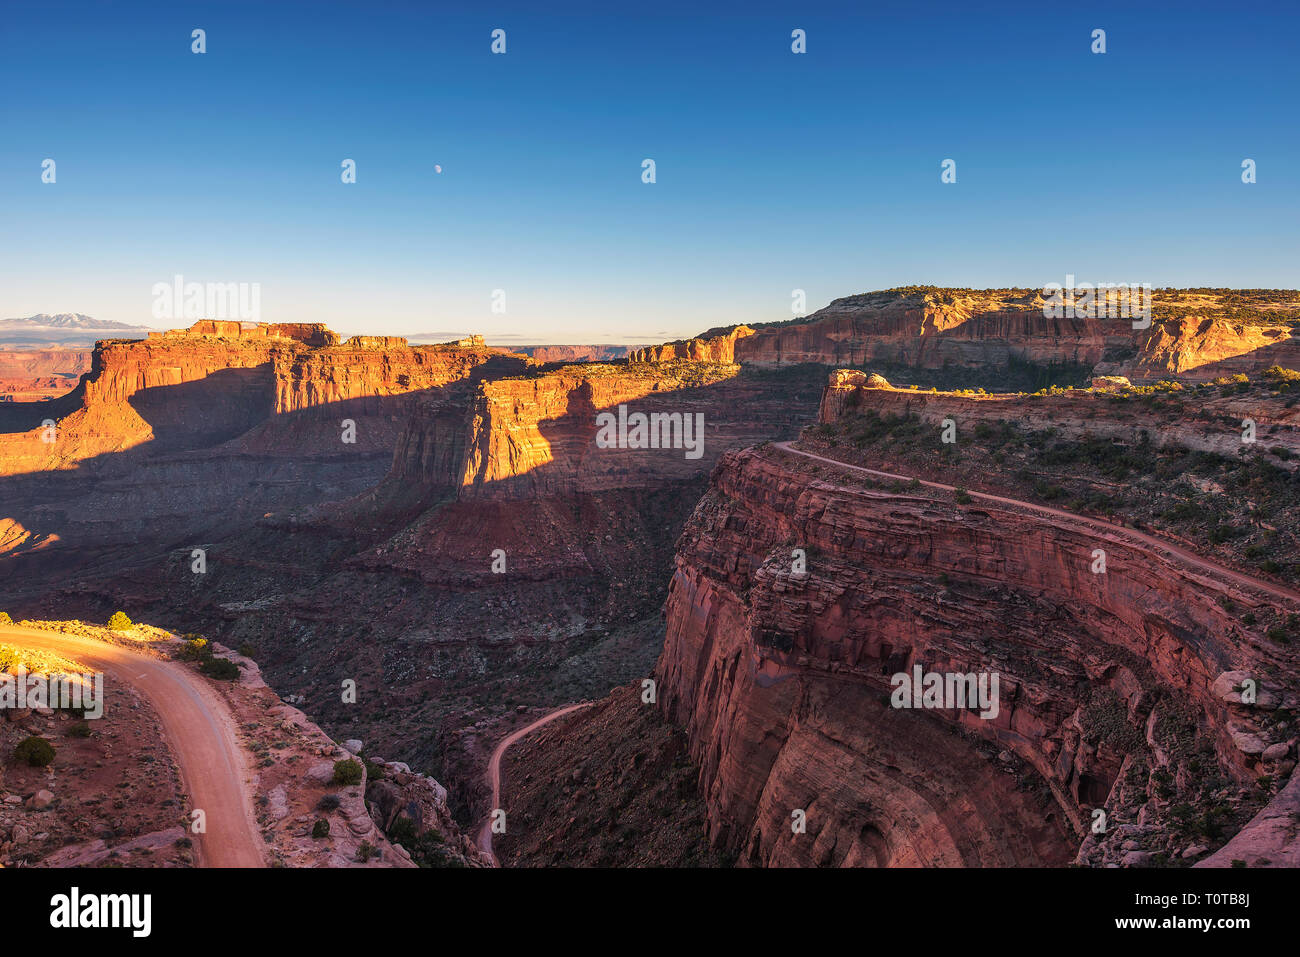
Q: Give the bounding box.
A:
[1,0,1296,343]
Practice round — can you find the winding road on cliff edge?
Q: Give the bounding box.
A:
[774,442,1300,606]
[0,624,267,867]
[477,701,594,866]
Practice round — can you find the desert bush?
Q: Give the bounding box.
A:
[199,656,240,680]
[107,611,132,631]
[0,612,12,626]
[333,758,364,786]
[387,815,417,846]
[316,793,341,812]
[67,721,92,738]
[311,819,330,839]
[16,735,56,767]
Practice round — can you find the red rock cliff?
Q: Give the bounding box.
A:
[407,362,821,501]
[727,293,1300,383]
[0,322,524,474]
[630,327,756,364]
[655,446,1300,866]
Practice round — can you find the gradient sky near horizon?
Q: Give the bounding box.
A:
[1,0,1297,343]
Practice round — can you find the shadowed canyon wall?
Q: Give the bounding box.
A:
[655,445,1300,866]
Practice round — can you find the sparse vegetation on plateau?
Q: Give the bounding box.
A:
[16,735,56,767]
[199,656,241,680]
[332,758,364,786]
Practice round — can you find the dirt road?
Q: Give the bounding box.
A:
[476,701,593,865]
[0,624,266,867]
[775,441,1300,606]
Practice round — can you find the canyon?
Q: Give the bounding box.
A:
[654,439,1298,866]
[2,287,1298,869]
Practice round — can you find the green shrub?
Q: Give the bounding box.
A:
[333,758,364,786]
[237,642,257,659]
[311,819,330,839]
[387,815,417,846]
[16,735,56,767]
[107,611,133,631]
[0,612,12,626]
[68,721,92,739]
[199,657,241,680]
[178,638,210,661]
[953,487,972,505]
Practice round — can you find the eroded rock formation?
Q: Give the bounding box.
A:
[655,444,1300,866]
[681,290,1300,384]
[631,326,756,364]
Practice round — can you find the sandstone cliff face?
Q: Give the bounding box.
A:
[457,370,722,500]
[0,323,531,609]
[736,304,1119,370]
[655,446,1300,867]
[0,323,525,475]
[376,362,822,503]
[441,363,820,501]
[0,349,91,380]
[727,296,1299,383]
[1112,316,1300,382]
[525,345,638,364]
[630,326,756,364]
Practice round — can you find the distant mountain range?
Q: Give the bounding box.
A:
[0,314,154,346]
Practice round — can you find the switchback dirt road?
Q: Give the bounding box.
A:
[477,701,593,865]
[0,624,266,867]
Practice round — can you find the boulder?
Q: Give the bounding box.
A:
[1212,671,1255,703]
[1230,728,1268,756]
[1090,376,1132,391]
[1262,742,1291,762]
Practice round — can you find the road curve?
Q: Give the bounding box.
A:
[477,701,593,865]
[0,624,267,867]
[774,441,1300,606]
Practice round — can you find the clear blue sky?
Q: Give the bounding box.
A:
[1,0,1296,343]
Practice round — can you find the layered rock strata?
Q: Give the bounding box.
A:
[655,446,1300,866]
[683,292,1300,383]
